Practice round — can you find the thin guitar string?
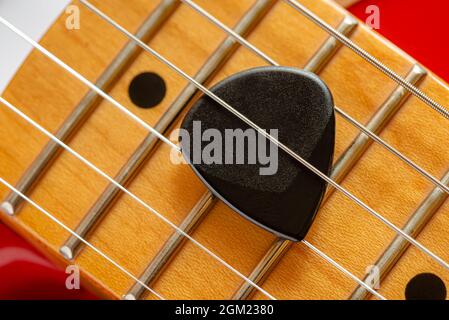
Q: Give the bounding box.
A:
[0,176,165,300]
[180,0,449,196]
[0,1,446,290]
[76,0,449,272]
[0,96,386,300]
[284,0,449,120]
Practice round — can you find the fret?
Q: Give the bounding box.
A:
[232,62,427,300]
[349,172,449,299]
[0,0,179,216]
[122,14,358,300]
[59,0,275,261]
[303,16,356,74]
[233,238,291,300]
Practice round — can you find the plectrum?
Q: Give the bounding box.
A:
[179,66,335,241]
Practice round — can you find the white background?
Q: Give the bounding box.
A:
[0,0,70,93]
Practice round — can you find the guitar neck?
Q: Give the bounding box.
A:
[0,0,448,300]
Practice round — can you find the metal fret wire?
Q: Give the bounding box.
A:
[181,0,449,196]
[285,0,449,120]
[2,1,444,298]
[181,0,277,66]
[0,96,275,300]
[0,10,385,300]
[0,174,165,300]
[77,0,449,272]
[0,12,383,302]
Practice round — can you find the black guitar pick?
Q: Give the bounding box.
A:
[180,66,335,241]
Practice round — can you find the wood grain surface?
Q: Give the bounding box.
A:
[0,0,448,300]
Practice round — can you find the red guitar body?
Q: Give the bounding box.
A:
[0,0,448,299]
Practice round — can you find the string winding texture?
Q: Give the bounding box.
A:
[285,0,449,120]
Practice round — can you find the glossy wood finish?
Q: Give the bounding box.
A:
[335,0,362,7]
[0,0,448,299]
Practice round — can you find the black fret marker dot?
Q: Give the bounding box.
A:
[405,273,446,300]
[129,72,166,109]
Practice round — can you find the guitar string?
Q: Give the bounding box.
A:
[0,96,386,300]
[284,0,449,120]
[77,0,449,272]
[180,0,449,196]
[0,1,446,295]
[0,175,165,300]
